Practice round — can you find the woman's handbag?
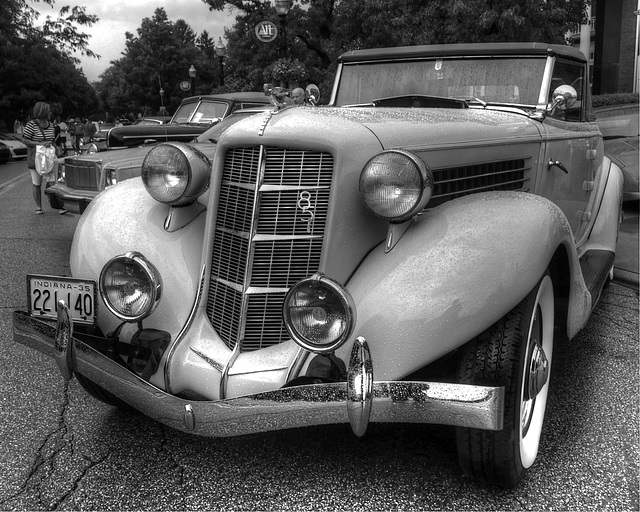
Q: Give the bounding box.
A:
[35,145,56,175]
[27,146,36,169]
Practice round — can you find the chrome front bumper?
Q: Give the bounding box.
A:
[13,306,505,437]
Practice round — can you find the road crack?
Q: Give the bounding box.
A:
[0,381,108,511]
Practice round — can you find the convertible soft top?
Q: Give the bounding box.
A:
[338,42,587,64]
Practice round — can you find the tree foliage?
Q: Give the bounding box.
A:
[0,0,100,130]
[98,8,223,120]
[201,0,591,97]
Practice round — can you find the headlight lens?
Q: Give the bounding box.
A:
[359,150,433,221]
[81,143,98,155]
[105,167,117,187]
[283,273,356,354]
[99,252,161,322]
[141,142,210,205]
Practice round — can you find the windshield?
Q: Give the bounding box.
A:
[171,100,229,125]
[334,57,547,107]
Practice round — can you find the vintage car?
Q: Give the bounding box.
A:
[103,92,270,150]
[14,43,623,487]
[45,104,273,214]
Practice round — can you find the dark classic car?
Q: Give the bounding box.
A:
[105,92,270,149]
[15,43,623,487]
[45,106,273,214]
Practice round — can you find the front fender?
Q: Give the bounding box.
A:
[338,192,590,381]
[71,179,206,342]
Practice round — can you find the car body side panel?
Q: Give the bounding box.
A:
[333,192,592,381]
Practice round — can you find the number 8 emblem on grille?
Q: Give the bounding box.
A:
[297,191,315,233]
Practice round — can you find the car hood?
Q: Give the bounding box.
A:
[262,106,542,148]
[67,146,158,167]
[2,140,26,149]
[107,124,210,149]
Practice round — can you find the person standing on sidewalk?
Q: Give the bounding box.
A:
[22,102,57,215]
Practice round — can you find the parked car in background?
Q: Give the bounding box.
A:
[45,105,274,213]
[15,43,623,487]
[131,116,171,125]
[0,142,11,163]
[595,102,639,202]
[0,132,28,159]
[104,92,270,150]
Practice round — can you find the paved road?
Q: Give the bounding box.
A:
[0,160,637,510]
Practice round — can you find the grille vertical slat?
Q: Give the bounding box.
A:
[207,146,333,352]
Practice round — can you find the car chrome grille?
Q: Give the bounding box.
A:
[429,158,531,207]
[207,146,333,352]
[63,159,100,190]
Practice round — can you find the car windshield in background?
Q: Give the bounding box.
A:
[171,101,228,125]
[335,57,547,107]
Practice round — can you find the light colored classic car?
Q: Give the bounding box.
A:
[15,43,623,487]
[0,132,28,159]
[45,105,273,214]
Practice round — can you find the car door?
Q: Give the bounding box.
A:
[536,58,600,240]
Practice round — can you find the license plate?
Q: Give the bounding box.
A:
[28,275,96,325]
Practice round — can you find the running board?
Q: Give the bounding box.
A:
[579,249,615,306]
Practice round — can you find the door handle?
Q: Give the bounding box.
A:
[548,159,569,174]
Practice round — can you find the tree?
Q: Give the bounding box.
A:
[98,8,220,119]
[201,0,590,97]
[0,0,100,129]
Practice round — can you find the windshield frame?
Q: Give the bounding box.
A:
[331,55,550,110]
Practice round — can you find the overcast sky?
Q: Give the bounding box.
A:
[33,0,236,82]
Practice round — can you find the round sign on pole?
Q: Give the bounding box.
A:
[255,21,278,43]
[179,81,191,92]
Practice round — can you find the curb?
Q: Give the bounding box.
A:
[613,267,640,292]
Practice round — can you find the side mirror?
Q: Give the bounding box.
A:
[550,85,578,111]
[305,84,321,106]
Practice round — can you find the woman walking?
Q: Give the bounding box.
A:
[22,102,58,215]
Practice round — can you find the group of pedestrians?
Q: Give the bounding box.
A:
[18,102,97,216]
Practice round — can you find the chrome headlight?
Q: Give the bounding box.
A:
[81,143,98,154]
[283,273,356,354]
[99,252,161,322]
[359,150,433,221]
[105,167,117,187]
[141,142,210,205]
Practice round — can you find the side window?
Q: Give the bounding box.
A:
[549,59,585,122]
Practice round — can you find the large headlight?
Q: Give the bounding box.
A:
[99,252,161,322]
[141,142,210,205]
[359,150,433,221]
[283,273,356,354]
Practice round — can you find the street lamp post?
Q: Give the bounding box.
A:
[215,38,227,87]
[275,0,292,59]
[188,65,196,93]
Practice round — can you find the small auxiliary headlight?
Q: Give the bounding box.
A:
[81,143,98,155]
[141,142,211,205]
[359,150,433,221]
[99,252,161,322]
[105,167,117,187]
[283,273,356,354]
